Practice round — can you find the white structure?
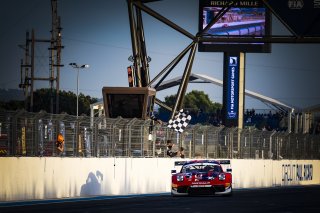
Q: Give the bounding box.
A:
[0,157,319,201]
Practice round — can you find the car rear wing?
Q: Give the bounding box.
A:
[174,160,231,166]
[218,160,231,165]
[219,160,232,173]
[174,161,187,166]
[172,159,232,173]
[171,161,187,174]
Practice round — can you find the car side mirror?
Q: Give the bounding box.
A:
[226,168,232,173]
[171,169,176,174]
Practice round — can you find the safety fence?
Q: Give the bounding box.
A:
[0,110,319,159]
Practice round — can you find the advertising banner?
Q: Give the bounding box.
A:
[223,52,241,127]
[268,0,320,36]
[226,55,239,119]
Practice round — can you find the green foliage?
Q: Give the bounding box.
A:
[32,88,98,115]
[0,88,98,115]
[0,100,24,111]
[161,90,222,113]
[164,94,176,108]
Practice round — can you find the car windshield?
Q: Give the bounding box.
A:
[181,163,221,173]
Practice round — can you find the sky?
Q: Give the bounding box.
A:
[0,0,319,112]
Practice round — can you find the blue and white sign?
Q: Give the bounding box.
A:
[226,56,239,119]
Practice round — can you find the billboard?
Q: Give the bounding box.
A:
[102,87,156,119]
[226,55,239,120]
[199,0,271,53]
[223,53,240,127]
[268,0,320,36]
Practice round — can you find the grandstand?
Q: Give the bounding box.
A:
[303,104,320,134]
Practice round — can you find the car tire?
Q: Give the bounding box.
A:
[224,187,233,197]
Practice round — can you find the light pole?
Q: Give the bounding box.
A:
[69,63,89,117]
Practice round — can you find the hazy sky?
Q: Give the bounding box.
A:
[0,0,319,111]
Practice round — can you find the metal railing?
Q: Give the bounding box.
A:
[0,110,319,159]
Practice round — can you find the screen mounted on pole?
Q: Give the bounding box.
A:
[199,0,271,53]
[102,87,156,119]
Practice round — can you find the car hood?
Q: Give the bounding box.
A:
[184,171,219,181]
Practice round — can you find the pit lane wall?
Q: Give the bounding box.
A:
[0,158,319,201]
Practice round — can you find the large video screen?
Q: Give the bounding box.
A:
[106,94,144,118]
[102,87,156,119]
[199,0,271,53]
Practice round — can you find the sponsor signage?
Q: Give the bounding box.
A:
[282,164,313,184]
[268,0,320,36]
[226,55,239,119]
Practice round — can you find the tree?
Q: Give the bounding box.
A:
[157,90,222,124]
[31,88,98,115]
[161,90,222,114]
[0,88,99,115]
[0,100,24,111]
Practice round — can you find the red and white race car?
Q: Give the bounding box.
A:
[171,160,232,196]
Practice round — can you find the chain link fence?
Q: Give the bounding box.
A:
[0,110,319,159]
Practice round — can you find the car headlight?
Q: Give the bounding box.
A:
[177,175,184,182]
[218,173,226,181]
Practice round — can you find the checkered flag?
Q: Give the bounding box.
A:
[167,109,192,133]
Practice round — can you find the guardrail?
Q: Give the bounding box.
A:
[0,110,319,159]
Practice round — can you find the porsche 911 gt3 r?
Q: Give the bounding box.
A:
[171,160,232,196]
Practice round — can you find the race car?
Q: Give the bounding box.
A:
[171,159,232,196]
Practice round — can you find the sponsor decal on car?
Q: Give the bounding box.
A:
[191,181,210,185]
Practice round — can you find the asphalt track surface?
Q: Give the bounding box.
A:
[1,185,320,213]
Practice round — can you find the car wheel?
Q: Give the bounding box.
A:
[224,187,233,197]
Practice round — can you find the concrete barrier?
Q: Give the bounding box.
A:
[0,157,319,201]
